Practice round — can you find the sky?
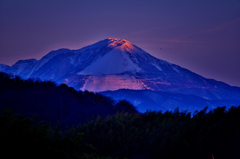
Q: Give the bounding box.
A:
[0,0,240,86]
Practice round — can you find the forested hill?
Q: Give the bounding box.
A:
[0,72,138,128]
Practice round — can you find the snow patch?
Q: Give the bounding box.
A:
[172,67,180,73]
[79,74,149,92]
[77,46,141,75]
[133,99,142,106]
[152,63,162,71]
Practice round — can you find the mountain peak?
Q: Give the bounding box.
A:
[77,38,142,76]
[105,38,137,52]
[107,38,128,43]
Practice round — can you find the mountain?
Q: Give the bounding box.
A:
[1,38,240,112]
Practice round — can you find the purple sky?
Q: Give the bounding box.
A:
[0,0,240,86]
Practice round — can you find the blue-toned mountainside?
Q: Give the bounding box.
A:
[101,89,240,112]
[1,38,240,112]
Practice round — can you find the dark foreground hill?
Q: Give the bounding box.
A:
[0,72,138,128]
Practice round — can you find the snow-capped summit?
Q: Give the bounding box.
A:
[77,38,147,75]
[75,38,173,77]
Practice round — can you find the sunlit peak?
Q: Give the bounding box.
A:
[107,38,136,52]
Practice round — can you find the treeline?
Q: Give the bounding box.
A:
[1,106,240,159]
[0,72,138,128]
[77,106,240,159]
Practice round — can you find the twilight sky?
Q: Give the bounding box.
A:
[0,0,240,86]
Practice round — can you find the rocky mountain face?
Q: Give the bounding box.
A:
[1,38,240,112]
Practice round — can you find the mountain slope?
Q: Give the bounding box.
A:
[101,89,240,112]
[1,38,240,111]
